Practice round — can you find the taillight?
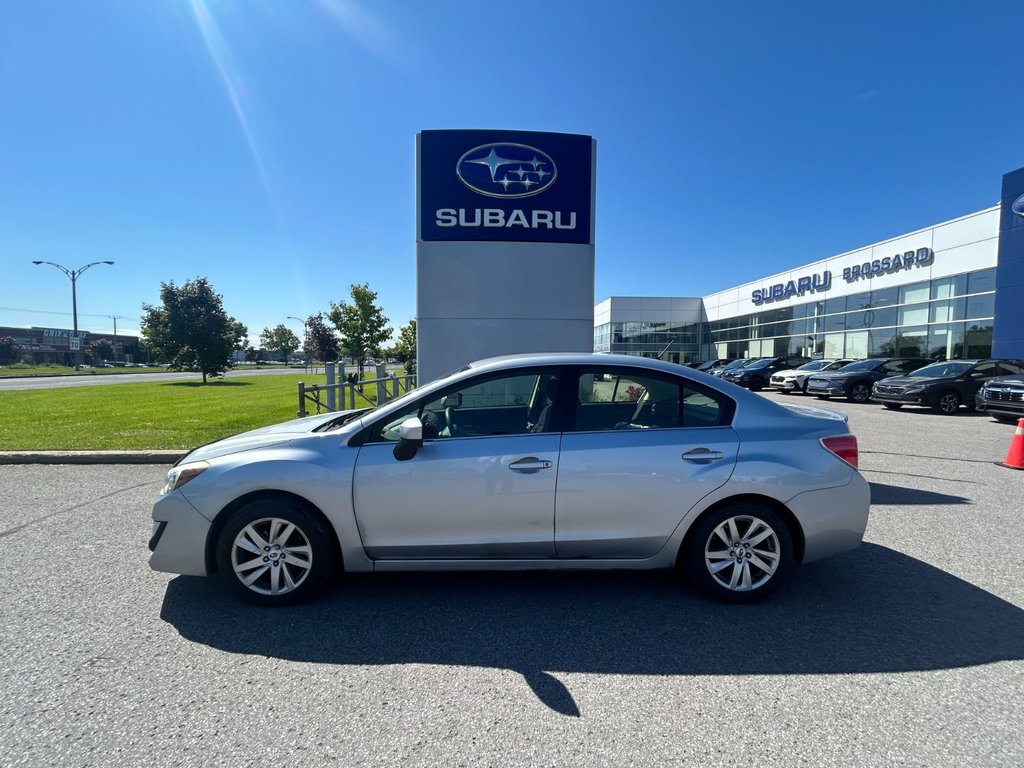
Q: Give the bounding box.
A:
[821,434,858,468]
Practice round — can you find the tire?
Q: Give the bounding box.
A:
[933,391,961,415]
[684,503,795,604]
[882,403,903,410]
[748,377,764,392]
[848,383,871,403]
[216,498,336,606]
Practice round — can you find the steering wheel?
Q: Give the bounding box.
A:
[420,410,444,439]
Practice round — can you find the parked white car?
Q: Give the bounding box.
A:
[149,353,869,606]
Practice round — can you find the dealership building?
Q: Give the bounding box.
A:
[596,165,1024,365]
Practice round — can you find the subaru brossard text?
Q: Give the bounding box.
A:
[150,354,870,606]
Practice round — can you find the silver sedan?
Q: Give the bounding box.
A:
[149,353,869,605]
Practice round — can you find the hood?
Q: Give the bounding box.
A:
[180,408,371,464]
[812,368,873,380]
[877,375,949,387]
[986,376,1024,388]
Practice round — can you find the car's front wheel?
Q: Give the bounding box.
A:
[934,391,961,415]
[848,383,872,403]
[685,504,795,603]
[216,498,336,606]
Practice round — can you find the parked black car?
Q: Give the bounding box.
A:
[721,355,812,391]
[707,358,767,378]
[871,359,1023,415]
[975,366,1024,423]
[693,358,735,372]
[806,358,931,403]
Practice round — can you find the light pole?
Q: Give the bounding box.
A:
[32,260,114,369]
[287,315,309,372]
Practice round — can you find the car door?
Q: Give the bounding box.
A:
[352,368,562,560]
[554,367,739,559]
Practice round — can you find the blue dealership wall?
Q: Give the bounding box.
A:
[993,166,1024,359]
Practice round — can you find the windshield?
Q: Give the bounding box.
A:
[721,359,752,371]
[797,360,829,371]
[835,359,882,372]
[907,361,973,377]
[743,359,774,370]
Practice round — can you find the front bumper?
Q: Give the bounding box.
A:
[770,377,800,391]
[871,391,925,405]
[807,380,846,396]
[149,490,212,577]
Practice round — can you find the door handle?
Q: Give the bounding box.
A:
[682,448,725,462]
[508,457,552,472]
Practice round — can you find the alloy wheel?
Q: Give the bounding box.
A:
[230,517,314,596]
[937,392,961,415]
[850,384,871,403]
[703,515,781,592]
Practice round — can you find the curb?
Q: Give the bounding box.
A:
[0,451,185,465]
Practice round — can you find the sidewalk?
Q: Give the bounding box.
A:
[0,451,185,465]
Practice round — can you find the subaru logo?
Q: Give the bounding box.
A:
[456,143,557,199]
[1013,193,1024,219]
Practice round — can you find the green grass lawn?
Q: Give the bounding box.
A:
[0,374,382,451]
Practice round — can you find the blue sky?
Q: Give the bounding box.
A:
[2,0,1022,343]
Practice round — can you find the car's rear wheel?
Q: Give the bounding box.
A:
[882,403,902,410]
[685,504,795,603]
[216,499,335,606]
[934,391,961,415]
[848,383,871,403]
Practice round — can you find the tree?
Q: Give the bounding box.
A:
[392,319,417,375]
[259,324,301,362]
[0,336,17,365]
[328,283,391,376]
[141,277,247,383]
[303,313,340,370]
[89,338,114,364]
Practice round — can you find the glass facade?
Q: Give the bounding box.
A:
[593,319,705,365]
[708,268,996,361]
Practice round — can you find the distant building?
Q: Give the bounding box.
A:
[0,326,143,366]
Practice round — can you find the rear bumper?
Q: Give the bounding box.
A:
[787,472,870,563]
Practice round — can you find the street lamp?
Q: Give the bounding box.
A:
[32,260,115,368]
[287,315,309,371]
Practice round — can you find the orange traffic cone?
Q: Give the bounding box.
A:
[1002,418,1024,470]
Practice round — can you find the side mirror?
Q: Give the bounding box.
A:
[442,392,462,409]
[393,417,424,461]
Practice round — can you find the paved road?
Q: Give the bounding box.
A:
[0,366,311,391]
[1,395,1022,766]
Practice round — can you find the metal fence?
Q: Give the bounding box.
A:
[297,363,416,417]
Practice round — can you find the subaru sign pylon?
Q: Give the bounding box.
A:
[416,130,596,381]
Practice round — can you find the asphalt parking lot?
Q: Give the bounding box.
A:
[1,394,1022,767]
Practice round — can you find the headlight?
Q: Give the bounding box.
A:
[161,461,210,494]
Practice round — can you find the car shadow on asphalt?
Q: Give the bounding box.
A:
[160,543,1024,716]
[868,482,971,505]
